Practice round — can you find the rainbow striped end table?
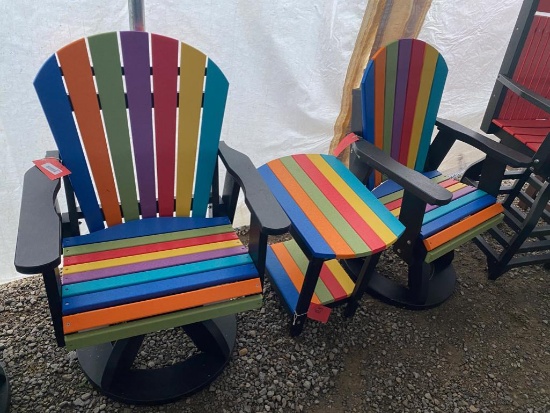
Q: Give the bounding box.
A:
[259,154,405,335]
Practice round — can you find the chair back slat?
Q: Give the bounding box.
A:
[391,39,413,160]
[361,39,448,187]
[192,60,229,217]
[175,44,207,217]
[34,55,106,232]
[34,32,229,231]
[152,34,179,217]
[407,45,439,168]
[57,39,123,227]
[88,33,140,221]
[398,40,425,165]
[501,15,550,120]
[120,31,156,218]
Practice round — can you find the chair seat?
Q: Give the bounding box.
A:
[59,216,262,350]
[493,118,550,152]
[373,170,504,262]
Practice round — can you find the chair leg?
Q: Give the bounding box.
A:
[76,315,237,405]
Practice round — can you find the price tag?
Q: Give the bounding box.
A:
[33,158,71,180]
[307,303,331,323]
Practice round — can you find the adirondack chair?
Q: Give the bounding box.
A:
[342,38,531,309]
[462,0,550,278]
[14,31,289,404]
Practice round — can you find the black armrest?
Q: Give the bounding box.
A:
[435,118,532,167]
[498,74,550,114]
[351,138,452,205]
[218,141,291,235]
[15,165,62,274]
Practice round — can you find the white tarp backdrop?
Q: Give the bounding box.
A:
[0,0,522,284]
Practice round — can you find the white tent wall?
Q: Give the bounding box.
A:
[0,0,522,284]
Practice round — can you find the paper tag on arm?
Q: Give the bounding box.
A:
[33,158,71,180]
[307,303,332,323]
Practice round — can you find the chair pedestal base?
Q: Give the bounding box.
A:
[76,315,237,405]
[343,258,456,310]
[0,362,9,413]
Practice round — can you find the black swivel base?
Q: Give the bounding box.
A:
[76,315,237,405]
[0,362,9,413]
[343,255,456,310]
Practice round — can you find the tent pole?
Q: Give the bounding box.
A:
[129,0,145,31]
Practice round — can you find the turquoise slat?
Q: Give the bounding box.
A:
[62,254,253,297]
[415,55,448,171]
[192,59,229,217]
[33,55,105,232]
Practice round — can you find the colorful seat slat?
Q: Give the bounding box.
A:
[60,220,261,346]
[259,154,404,259]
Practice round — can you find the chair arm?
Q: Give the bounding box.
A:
[14,165,62,274]
[435,117,532,168]
[218,141,291,235]
[351,138,452,206]
[498,74,550,114]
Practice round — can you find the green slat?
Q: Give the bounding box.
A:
[383,41,399,156]
[279,157,370,255]
[377,174,450,205]
[283,240,335,304]
[88,32,139,221]
[64,294,262,350]
[63,224,235,256]
[425,214,503,263]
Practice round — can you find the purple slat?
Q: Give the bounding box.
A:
[62,245,248,284]
[425,185,476,212]
[391,39,413,160]
[120,31,157,218]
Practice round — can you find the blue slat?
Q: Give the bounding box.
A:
[266,247,298,312]
[372,170,442,198]
[34,55,105,232]
[192,59,229,217]
[423,192,492,225]
[62,216,230,248]
[420,195,496,238]
[258,164,335,258]
[62,263,258,315]
[415,55,448,171]
[63,254,252,297]
[322,155,405,237]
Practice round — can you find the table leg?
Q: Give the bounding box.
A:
[290,258,324,337]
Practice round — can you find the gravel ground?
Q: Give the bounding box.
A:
[1,234,549,412]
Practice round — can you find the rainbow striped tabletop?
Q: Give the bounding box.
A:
[259,154,405,259]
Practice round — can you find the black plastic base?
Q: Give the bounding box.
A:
[343,258,456,310]
[0,363,9,413]
[76,315,237,405]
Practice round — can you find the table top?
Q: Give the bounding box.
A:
[259,154,405,259]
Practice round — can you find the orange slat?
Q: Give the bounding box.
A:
[57,39,122,226]
[423,203,504,251]
[63,278,261,333]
